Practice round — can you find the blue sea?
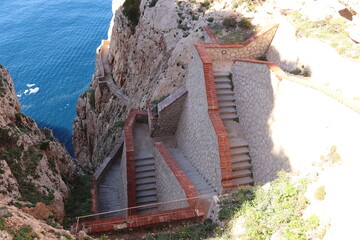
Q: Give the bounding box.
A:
[0,0,112,155]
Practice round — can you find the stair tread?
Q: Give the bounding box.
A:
[232,161,251,171]
[232,169,252,179]
[215,83,232,89]
[230,147,249,156]
[218,102,236,108]
[136,196,157,204]
[231,154,251,163]
[216,89,233,96]
[136,183,156,191]
[214,72,231,77]
[229,139,249,148]
[136,189,157,198]
[135,165,155,173]
[218,95,235,101]
[135,154,154,160]
[135,158,155,167]
[219,107,237,113]
[232,176,254,186]
[220,113,238,120]
[214,78,231,83]
[136,171,156,179]
[136,177,156,185]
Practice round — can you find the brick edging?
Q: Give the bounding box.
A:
[234,59,360,114]
[91,176,97,213]
[154,142,201,208]
[78,206,203,233]
[124,109,148,215]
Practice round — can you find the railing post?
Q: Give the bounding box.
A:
[75,217,80,234]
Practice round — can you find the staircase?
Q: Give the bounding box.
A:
[214,71,254,187]
[133,123,158,214]
[135,154,157,214]
[168,148,216,198]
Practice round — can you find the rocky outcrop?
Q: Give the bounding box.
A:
[73,0,220,167]
[0,65,77,221]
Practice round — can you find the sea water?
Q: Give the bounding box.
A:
[0,0,112,155]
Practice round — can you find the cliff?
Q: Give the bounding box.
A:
[73,0,219,167]
[0,65,77,221]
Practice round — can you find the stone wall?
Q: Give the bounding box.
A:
[205,25,278,61]
[154,144,188,211]
[176,48,222,193]
[232,60,360,183]
[151,86,188,137]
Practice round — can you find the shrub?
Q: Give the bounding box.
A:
[122,0,141,27]
[222,16,237,28]
[200,0,212,9]
[256,56,268,61]
[207,17,214,23]
[314,185,326,200]
[39,141,50,150]
[10,225,38,240]
[238,18,253,29]
[290,68,302,75]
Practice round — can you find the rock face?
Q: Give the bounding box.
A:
[73,0,216,168]
[0,65,77,221]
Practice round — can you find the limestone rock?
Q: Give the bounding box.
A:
[0,67,77,221]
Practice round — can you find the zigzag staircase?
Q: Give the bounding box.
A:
[214,71,254,187]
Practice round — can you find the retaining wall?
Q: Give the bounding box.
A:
[232,59,360,183]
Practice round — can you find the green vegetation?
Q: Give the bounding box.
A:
[0,72,6,98]
[9,225,38,240]
[314,185,326,201]
[288,11,360,59]
[88,89,96,109]
[123,0,141,27]
[256,56,268,61]
[210,18,257,43]
[39,141,50,150]
[64,172,93,227]
[151,95,169,117]
[218,172,323,239]
[290,68,302,75]
[200,0,212,9]
[223,16,237,29]
[143,220,222,240]
[320,145,342,164]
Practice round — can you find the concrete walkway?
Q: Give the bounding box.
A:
[99,43,129,101]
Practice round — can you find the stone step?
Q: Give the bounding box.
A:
[135,158,155,167]
[135,165,155,173]
[231,154,251,164]
[136,195,157,205]
[232,169,252,179]
[232,176,254,186]
[214,77,231,83]
[137,206,157,214]
[230,147,249,156]
[217,95,235,102]
[220,113,238,120]
[136,171,156,179]
[136,177,156,185]
[229,139,249,148]
[232,161,251,171]
[214,72,231,77]
[216,89,233,96]
[136,188,157,198]
[219,107,237,114]
[218,101,236,108]
[136,183,156,192]
[215,83,232,90]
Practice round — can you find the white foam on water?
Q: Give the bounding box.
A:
[23,87,40,95]
[26,83,35,87]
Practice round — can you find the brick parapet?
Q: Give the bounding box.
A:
[78,207,203,233]
[91,176,97,213]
